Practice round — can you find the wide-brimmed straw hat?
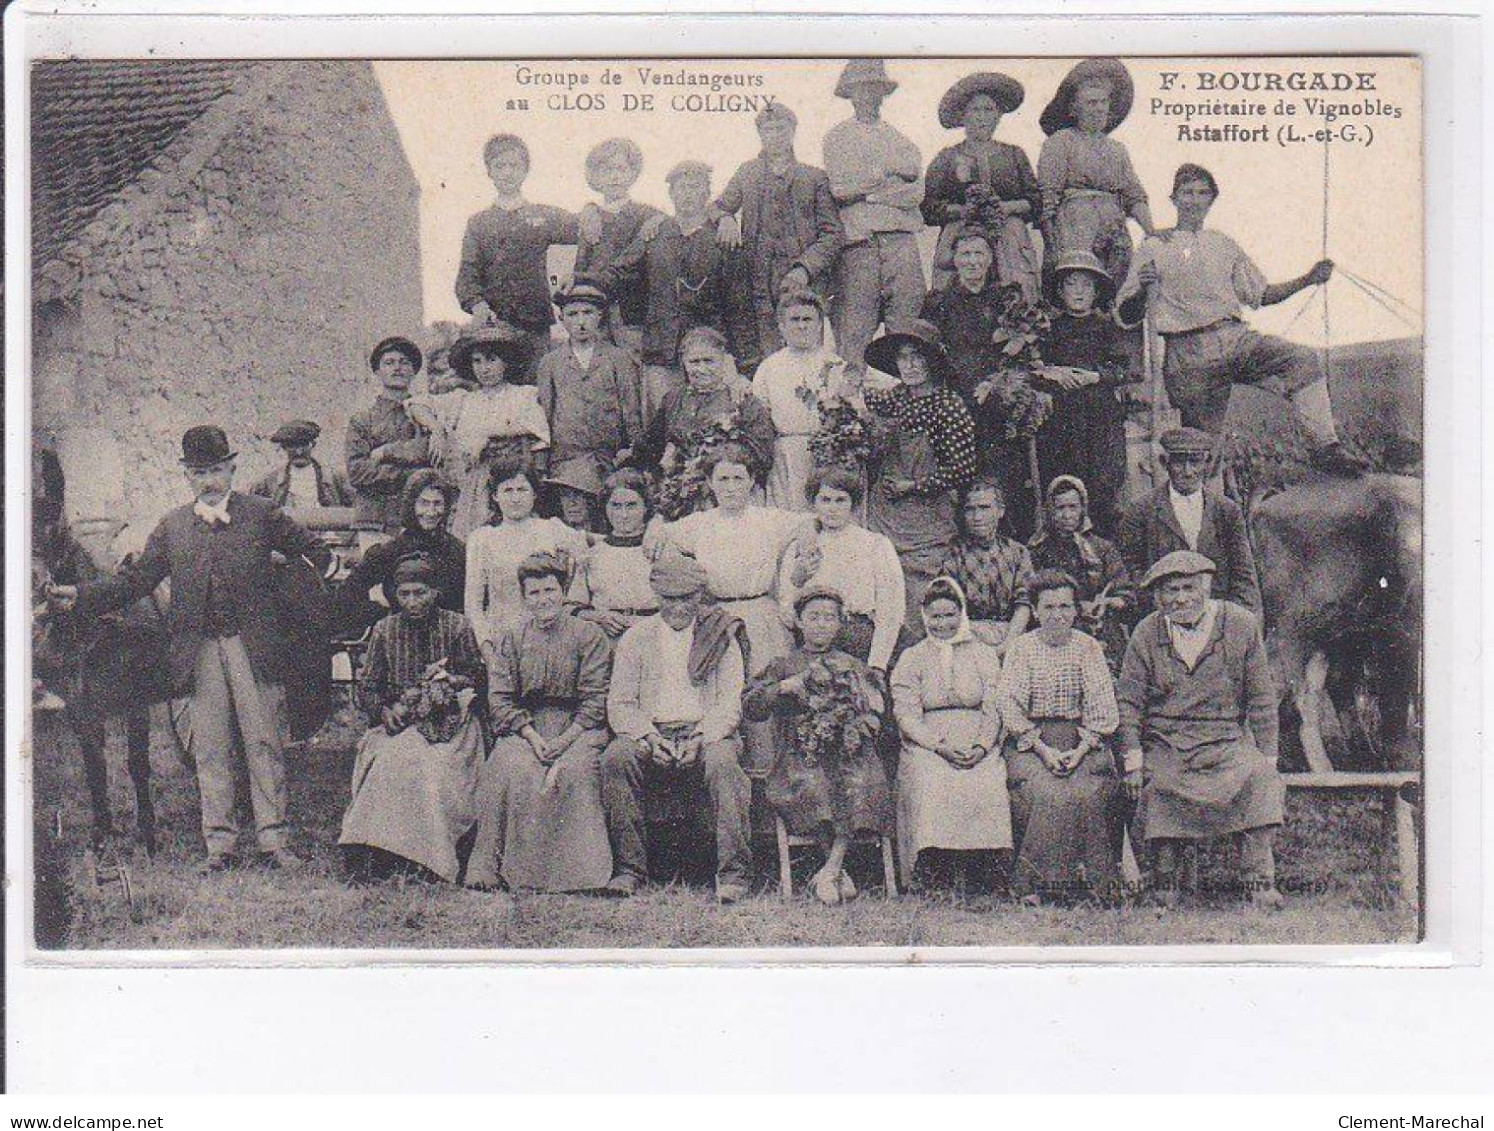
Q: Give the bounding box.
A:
[863,318,955,385]
[938,72,1025,128]
[835,59,898,99]
[1040,57,1135,136]
[448,323,531,383]
[1045,249,1117,307]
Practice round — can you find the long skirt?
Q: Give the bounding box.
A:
[895,707,1012,887]
[1006,720,1125,900]
[1045,190,1133,290]
[1139,732,1286,842]
[766,729,892,840]
[765,434,815,512]
[476,708,612,892]
[338,711,483,883]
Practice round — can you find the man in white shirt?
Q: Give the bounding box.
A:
[822,59,926,370]
[1118,427,1261,615]
[248,420,354,513]
[600,548,752,902]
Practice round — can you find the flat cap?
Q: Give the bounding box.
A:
[1140,549,1217,590]
[270,420,320,446]
[1159,426,1217,456]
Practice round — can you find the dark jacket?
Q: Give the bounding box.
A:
[77,492,330,695]
[1118,484,1262,615]
[713,156,845,295]
[598,217,755,367]
[248,458,355,509]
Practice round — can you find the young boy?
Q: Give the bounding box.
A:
[455,134,580,377]
[534,279,645,478]
[1037,251,1138,538]
[573,138,663,361]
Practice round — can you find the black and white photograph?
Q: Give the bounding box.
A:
[21,49,1428,955]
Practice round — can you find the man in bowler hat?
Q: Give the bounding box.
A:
[50,426,330,872]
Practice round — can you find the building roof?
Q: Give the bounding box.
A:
[31,60,255,272]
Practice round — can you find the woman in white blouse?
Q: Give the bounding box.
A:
[777,464,905,677]
[465,460,589,656]
[663,441,808,674]
[751,291,853,511]
[407,326,551,539]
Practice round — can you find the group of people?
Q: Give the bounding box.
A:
[40,55,1365,915]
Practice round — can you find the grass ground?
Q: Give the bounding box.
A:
[33,704,1418,952]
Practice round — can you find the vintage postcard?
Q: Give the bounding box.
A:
[19,44,1430,960]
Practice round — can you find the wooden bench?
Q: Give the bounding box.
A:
[1282,771,1421,912]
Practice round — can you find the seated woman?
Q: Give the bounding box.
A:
[407,324,551,539]
[1028,475,1135,672]
[472,552,613,893]
[568,467,660,642]
[336,468,466,637]
[937,477,1033,651]
[777,465,905,677]
[465,458,590,658]
[338,553,488,884]
[997,568,1124,905]
[745,586,892,906]
[891,577,1010,894]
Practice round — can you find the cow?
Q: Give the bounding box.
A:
[1251,471,1421,771]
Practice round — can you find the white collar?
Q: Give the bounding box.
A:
[194,492,233,525]
[492,194,527,211]
[600,197,631,214]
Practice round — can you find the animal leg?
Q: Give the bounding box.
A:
[1297,650,1335,772]
[125,706,155,856]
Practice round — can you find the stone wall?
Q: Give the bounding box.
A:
[34,61,423,532]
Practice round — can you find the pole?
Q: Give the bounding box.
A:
[1144,311,1164,487]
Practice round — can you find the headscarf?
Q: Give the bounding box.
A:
[393,552,436,585]
[919,575,975,685]
[1031,474,1102,568]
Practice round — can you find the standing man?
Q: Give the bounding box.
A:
[598,549,752,904]
[711,103,845,373]
[345,336,431,533]
[1116,163,1365,476]
[821,60,927,370]
[249,420,354,510]
[49,426,330,872]
[1118,427,1261,615]
[1117,551,1286,909]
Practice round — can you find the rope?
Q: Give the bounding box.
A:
[1321,132,1332,386]
[1337,272,1423,331]
[1337,265,1422,319]
[1280,284,1322,337]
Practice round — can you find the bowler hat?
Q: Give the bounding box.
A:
[1140,549,1217,590]
[863,318,955,385]
[938,72,1025,129]
[835,59,898,100]
[270,420,321,447]
[180,425,235,468]
[1040,57,1135,136]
